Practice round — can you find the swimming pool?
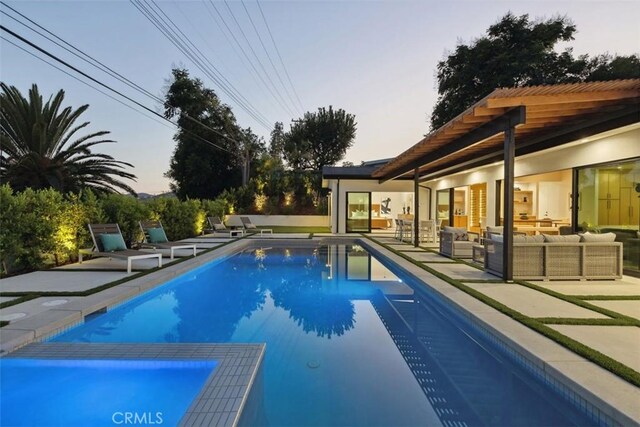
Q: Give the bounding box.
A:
[49,243,594,426]
[0,358,216,426]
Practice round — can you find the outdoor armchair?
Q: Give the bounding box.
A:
[439,226,480,259]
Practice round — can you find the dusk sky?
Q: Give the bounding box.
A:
[2,0,639,193]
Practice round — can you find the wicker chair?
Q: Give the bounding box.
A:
[439,226,479,259]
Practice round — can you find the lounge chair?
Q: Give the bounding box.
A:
[139,220,197,260]
[206,217,244,238]
[81,223,162,274]
[240,217,273,235]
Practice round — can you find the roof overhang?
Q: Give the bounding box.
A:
[372,79,640,183]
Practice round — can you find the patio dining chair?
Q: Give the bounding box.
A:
[81,223,162,274]
[139,220,197,260]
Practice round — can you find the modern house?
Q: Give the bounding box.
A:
[322,79,640,277]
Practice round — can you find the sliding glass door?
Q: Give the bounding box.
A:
[577,158,640,275]
[346,192,371,233]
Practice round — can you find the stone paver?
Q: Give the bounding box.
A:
[424,262,497,281]
[531,277,640,296]
[55,256,162,271]
[405,252,456,263]
[549,325,640,372]
[183,238,232,244]
[0,296,82,323]
[386,244,418,251]
[464,282,610,319]
[588,300,640,320]
[0,270,127,292]
[0,296,18,304]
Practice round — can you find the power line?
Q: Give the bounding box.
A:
[206,0,295,118]
[256,0,305,113]
[0,1,252,153]
[0,24,238,155]
[131,0,273,130]
[221,0,297,116]
[239,0,302,115]
[0,35,171,130]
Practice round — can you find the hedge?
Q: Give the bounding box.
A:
[0,185,227,275]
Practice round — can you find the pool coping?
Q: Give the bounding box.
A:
[359,238,640,427]
[3,342,265,427]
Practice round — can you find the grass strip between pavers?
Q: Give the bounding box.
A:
[535,318,637,326]
[514,280,640,327]
[578,295,640,301]
[363,235,640,387]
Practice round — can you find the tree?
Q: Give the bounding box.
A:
[283,106,357,171]
[268,121,286,163]
[164,69,243,199]
[238,127,266,186]
[430,13,640,129]
[0,83,136,194]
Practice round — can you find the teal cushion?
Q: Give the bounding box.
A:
[99,233,127,252]
[147,227,168,243]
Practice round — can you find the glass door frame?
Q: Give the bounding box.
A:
[345,191,372,233]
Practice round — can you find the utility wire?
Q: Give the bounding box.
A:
[0,35,171,130]
[206,0,295,118]
[256,0,305,113]
[140,0,272,129]
[222,0,296,116]
[0,2,249,152]
[239,0,301,115]
[131,0,272,130]
[0,25,238,155]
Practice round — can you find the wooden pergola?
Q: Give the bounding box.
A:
[372,79,640,280]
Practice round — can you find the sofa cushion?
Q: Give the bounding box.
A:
[543,234,581,243]
[444,226,468,241]
[491,234,503,242]
[486,226,503,235]
[579,232,617,242]
[513,234,545,243]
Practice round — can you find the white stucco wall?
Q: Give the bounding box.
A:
[225,215,330,227]
[325,124,640,232]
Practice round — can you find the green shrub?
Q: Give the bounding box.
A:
[100,193,149,246]
[201,198,226,219]
[54,190,104,263]
[147,197,204,240]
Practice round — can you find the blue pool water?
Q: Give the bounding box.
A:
[0,358,216,426]
[49,244,595,426]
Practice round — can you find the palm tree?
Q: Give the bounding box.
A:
[0,83,136,194]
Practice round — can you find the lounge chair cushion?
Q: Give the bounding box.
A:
[147,227,169,243]
[579,232,616,242]
[100,233,127,252]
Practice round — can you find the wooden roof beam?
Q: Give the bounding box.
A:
[486,90,640,108]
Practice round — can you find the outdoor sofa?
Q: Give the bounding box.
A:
[484,232,623,280]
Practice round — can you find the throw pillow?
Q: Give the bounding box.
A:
[147,227,168,243]
[543,234,581,243]
[99,233,127,252]
[444,226,468,241]
[579,232,616,242]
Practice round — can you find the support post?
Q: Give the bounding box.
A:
[503,125,516,281]
[414,168,420,247]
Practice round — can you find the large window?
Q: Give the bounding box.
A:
[577,158,640,274]
[346,192,371,233]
